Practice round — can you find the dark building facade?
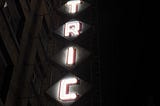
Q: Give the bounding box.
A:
[1,0,101,106]
[1,0,147,106]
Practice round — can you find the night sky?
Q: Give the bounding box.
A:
[97,0,148,105]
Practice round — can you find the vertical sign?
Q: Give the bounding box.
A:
[59,77,79,101]
[47,0,91,105]
[66,47,77,66]
[64,21,81,37]
[66,0,81,14]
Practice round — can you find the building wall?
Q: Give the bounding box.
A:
[0,0,101,106]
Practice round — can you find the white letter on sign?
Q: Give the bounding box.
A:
[64,21,81,37]
[66,47,76,65]
[59,78,79,101]
[66,0,81,14]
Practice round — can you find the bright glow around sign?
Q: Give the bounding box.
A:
[46,74,91,105]
[66,47,76,65]
[66,0,81,14]
[64,21,81,37]
[59,77,79,101]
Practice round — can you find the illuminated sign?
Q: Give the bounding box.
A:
[46,74,91,106]
[48,0,92,105]
[66,0,81,14]
[59,77,79,101]
[58,0,90,15]
[54,20,90,40]
[66,47,77,65]
[64,21,81,37]
[52,44,90,70]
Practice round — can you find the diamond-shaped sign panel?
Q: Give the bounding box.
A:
[54,20,90,41]
[52,44,90,70]
[46,74,91,106]
[58,0,90,15]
